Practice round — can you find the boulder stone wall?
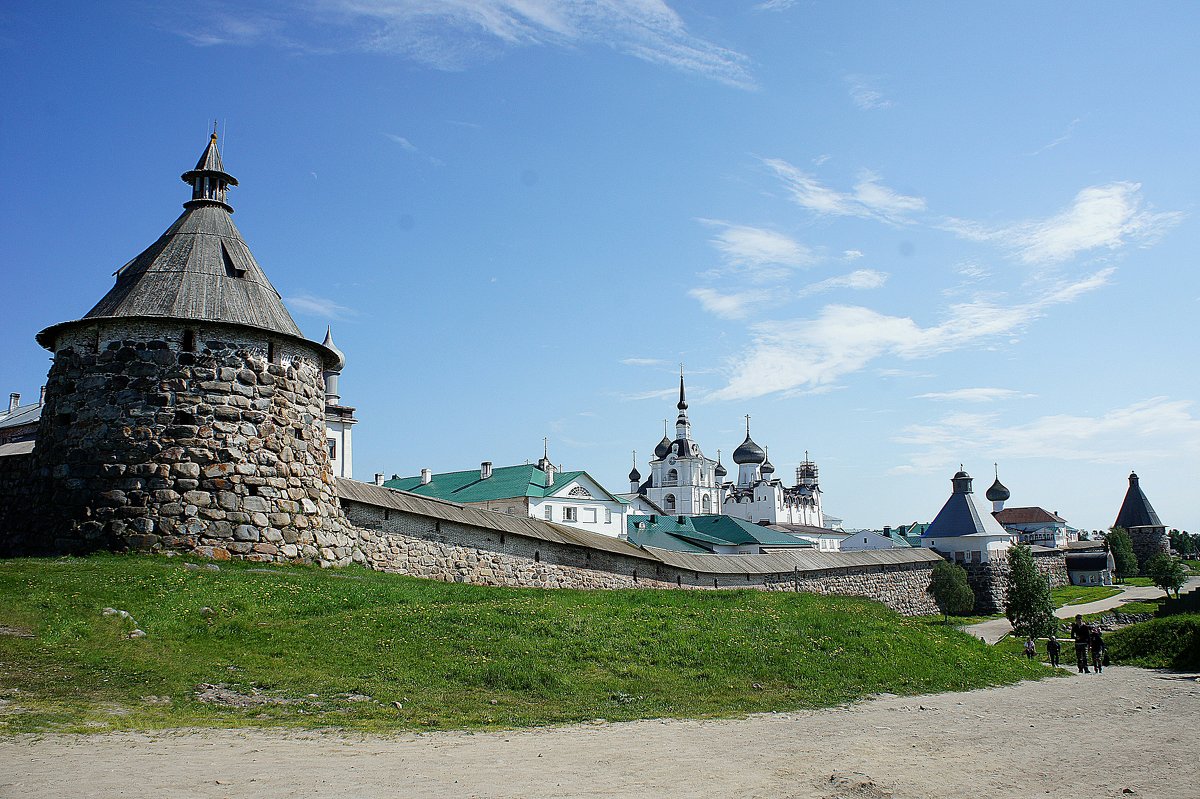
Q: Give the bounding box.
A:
[28,320,353,562]
[344,498,939,615]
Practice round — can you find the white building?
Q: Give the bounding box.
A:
[322,328,357,479]
[384,453,630,538]
[632,372,828,528]
[921,467,1016,564]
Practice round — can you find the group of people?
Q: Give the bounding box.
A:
[1022,615,1107,673]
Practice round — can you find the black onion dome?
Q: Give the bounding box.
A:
[628,466,641,481]
[985,478,1010,502]
[732,434,766,465]
[715,460,727,478]
[761,458,775,475]
[653,435,671,459]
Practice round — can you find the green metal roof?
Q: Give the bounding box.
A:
[384,465,616,504]
[625,514,814,553]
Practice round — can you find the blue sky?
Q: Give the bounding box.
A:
[2,2,1197,533]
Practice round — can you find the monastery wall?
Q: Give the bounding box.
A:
[341,492,939,615]
[0,451,37,555]
[965,548,1068,614]
[25,320,354,561]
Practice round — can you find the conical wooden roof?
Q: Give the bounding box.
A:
[1114,472,1163,529]
[39,135,305,348]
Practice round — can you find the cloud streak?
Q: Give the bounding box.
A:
[945,182,1182,265]
[763,159,925,224]
[893,397,1200,469]
[708,269,1114,400]
[173,1,754,88]
[915,388,1034,403]
[284,293,358,320]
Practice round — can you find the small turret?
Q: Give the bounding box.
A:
[628,450,641,492]
[986,463,1010,512]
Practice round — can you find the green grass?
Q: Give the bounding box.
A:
[0,554,1048,734]
[1107,614,1200,670]
[1121,577,1155,587]
[1051,585,1122,607]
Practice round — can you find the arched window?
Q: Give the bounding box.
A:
[664,494,676,512]
[666,468,678,486]
[701,495,711,512]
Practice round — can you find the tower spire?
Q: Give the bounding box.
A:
[181,129,238,212]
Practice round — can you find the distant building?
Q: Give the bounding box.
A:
[994,506,1071,549]
[0,389,44,448]
[1065,550,1115,586]
[1113,471,1170,566]
[921,468,1015,564]
[840,528,912,552]
[385,454,629,538]
[765,523,846,552]
[633,371,827,526]
[321,328,357,479]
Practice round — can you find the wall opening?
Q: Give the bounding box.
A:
[183,329,196,352]
[534,551,540,563]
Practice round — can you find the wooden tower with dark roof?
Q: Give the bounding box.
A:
[1113,471,1169,568]
[27,132,354,562]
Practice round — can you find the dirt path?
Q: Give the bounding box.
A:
[967,576,1200,644]
[2,667,1196,798]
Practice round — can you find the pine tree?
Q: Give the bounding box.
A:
[1004,543,1055,639]
[929,560,975,621]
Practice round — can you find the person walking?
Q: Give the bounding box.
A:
[1070,614,1090,673]
[1047,634,1061,668]
[1089,626,1106,674]
[1023,637,1036,661]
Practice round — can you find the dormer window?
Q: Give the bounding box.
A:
[221,243,246,278]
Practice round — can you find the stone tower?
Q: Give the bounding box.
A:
[30,133,354,563]
[1113,471,1169,569]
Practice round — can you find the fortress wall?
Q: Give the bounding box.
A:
[0,451,37,555]
[343,498,939,615]
[27,320,352,561]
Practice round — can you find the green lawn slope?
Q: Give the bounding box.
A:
[0,554,1048,733]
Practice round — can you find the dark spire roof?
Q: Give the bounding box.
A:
[761,447,775,475]
[628,451,641,482]
[985,464,1010,502]
[38,133,309,349]
[924,467,1009,538]
[715,449,727,478]
[732,416,766,465]
[1114,471,1164,529]
[653,419,671,459]
[322,327,346,373]
[677,368,688,411]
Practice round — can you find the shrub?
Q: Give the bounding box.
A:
[1107,614,1200,670]
[929,560,974,620]
[1005,544,1054,638]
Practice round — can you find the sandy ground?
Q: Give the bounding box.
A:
[2,666,1196,799]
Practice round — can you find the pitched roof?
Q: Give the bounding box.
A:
[924,471,1010,539]
[1065,552,1113,572]
[383,464,617,504]
[626,514,815,553]
[1114,472,1163,530]
[994,506,1067,525]
[0,401,42,431]
[38,135,310,350]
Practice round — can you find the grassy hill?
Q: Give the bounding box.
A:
[0,554,1048,733]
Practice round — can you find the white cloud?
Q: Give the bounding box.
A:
[620,387,679,402]
[621,357,669,367]
[708,269,1113,400]
[843,249,863,260]
[795,269,888,298]
[945,182,1183,265]
[763,159,925,224]
[383,132,444,165]
[845,75,893,110]
[284,293,357,320]
[755,0,797,10]
[702,220,813,270]
[688,287,772,320]
[915,388,1033,403]
[175,1,754,88]
[893,397,1200,469]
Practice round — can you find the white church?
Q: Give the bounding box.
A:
[631,373,827,527]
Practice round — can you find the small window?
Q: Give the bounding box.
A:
[327,438,337,459]
[221,242,246,278]
[563,507,578,522]
[605,508,612,524]
[664,494,676,512]
[183,330,196,352]
[268,341,279,364]
[543,505,552,520]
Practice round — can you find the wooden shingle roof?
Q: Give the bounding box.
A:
[38,135,309,349]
